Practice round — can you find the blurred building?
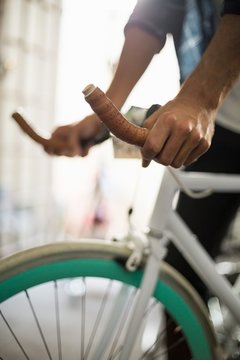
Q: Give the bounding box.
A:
[0,0,181,256]
[0,0,62,254]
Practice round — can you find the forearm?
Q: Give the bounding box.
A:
[177,15,240,111]
[106,27,163,109]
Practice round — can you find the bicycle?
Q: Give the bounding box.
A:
[0,84,240,359]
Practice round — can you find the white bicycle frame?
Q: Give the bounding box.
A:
[118,167,240,359]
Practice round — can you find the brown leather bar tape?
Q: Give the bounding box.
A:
[12,111,49,146]
[82,84,149,147]
[11,110,108,150]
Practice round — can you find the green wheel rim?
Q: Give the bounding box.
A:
[0,258,212,360]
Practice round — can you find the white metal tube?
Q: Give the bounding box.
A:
[234,274,240,295]
[119,246,161,360]
[179,171,240,192]
[149,169,177,232]
[167,211,240,324]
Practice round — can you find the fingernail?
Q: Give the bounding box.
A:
[142,159,150,168]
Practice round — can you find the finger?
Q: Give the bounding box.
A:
[68,134,83,156]
[45,143,75,157]
[57,149,77,157]
[141,119,171,161]
[171,130,202,168]
[81,144,92,157]
[44,145,54,155]
[51,126,69,138]
[142,158,151,168]
[48,136,75,156]
[183,139,210,166]
[154,128,190,167]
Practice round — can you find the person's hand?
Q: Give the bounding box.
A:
[44,114,103,157]
[141,96,216,168]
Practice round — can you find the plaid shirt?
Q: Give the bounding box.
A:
[126,0,240,81]
[177,0,216,82]
[125,0,218,83]
[126,0,240,133]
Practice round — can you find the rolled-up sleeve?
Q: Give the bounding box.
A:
[223,0,240,15]
[124,0,186,49]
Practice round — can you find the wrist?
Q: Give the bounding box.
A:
[178,15,240,113]
[173,88,218,128]
[177,68,222,113]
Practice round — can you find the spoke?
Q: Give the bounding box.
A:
[151,336,186,359]
[84,280,113,359]
[0,310,30,360]
[110,346,122,360]
[143,299,159,317]
[107,289,137,359]
[81,277,86,359]
[54,281,62,360]
[140,308,170,359]
[25,290,53,360]
[146,318,189,359]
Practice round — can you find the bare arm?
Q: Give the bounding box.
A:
[142,14,240,168]
[178,15,240,111]
[46,26,163,156]
[106,26,163,108]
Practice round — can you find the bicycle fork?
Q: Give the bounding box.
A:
[119,232,168,359]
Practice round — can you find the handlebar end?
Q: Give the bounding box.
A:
[82,84,96,97]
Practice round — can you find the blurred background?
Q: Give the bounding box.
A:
[0,0,181,256]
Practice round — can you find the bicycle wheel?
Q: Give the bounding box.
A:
[208,253,240,359]
[0,239,221,359]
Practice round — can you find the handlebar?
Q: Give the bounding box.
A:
[11,84,150,150]
[12,111,49,147]
[12,90,212,199]
[82,84,149,147]
[11,109,108,149]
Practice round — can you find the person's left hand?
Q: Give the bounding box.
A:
[141,96,216,168]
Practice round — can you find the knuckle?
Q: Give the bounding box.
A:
[190,129,201,143]
[199,138,210,152]
[177,123,191,136]
[145,137,160,156]
[162,112,175,127]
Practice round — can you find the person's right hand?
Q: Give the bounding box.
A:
[44,114,104,157]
